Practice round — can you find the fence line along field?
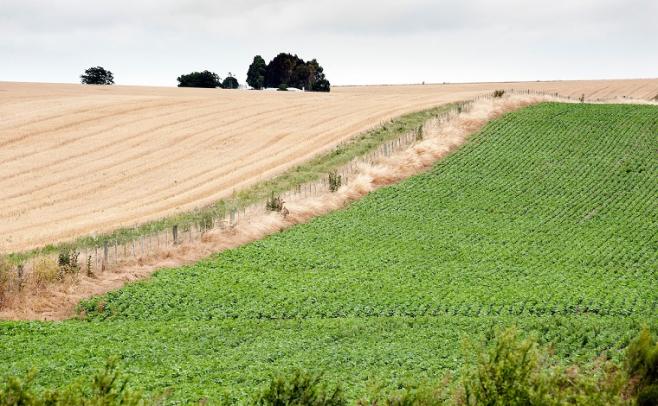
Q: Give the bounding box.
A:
[1,79,657,253]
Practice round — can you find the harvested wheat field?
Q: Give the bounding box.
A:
[1,79,657,252]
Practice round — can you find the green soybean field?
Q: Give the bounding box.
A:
[1,102,656,403]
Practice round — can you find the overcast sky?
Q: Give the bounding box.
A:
[2,0,657,86]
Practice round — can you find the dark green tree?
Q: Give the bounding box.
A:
[312,78,331,92]
[177,70,222,88]
[290,63,311,89]
[222,72,239,89]
[261,53,330,92]
[307,59,330,92]
[80,66,114,85]
[246,55,267,89]
[264,53,305,89]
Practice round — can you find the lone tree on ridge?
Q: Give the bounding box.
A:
[80,66,114,85]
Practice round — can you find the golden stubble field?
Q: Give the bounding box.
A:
[1,79,657,252]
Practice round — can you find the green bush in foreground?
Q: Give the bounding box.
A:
[0,359,146,406]
[462,328,627,406]
[626,327,658,405]
[255,370,345,406]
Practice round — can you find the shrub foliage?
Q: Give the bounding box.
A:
[0,359,145,405]
[255,370,345,406]
[177,70,222,88]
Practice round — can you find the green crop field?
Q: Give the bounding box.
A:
[1,103,656,403]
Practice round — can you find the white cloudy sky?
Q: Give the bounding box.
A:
[1,0,657,86]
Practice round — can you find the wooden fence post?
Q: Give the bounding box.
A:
[103,241,108,271]
[173,225,178,245]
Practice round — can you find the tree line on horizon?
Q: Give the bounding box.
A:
[80,52,330,92]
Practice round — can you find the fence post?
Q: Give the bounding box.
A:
[16,264,24,291]
[103,241,108,271]
[173,225,178,245]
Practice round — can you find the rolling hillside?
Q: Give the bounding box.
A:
[1,102,657,402]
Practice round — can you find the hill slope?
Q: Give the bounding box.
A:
[1,102,657,402]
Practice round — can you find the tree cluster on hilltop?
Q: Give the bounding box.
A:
[80,51,330,92]
[246,53,330,92]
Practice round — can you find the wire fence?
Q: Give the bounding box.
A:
[3,88,577,284]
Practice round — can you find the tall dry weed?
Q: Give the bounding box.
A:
[33,258,59,288]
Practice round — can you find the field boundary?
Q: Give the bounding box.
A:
[5,104,460,264]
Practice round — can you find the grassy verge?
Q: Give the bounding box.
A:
[6,103,457,264]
